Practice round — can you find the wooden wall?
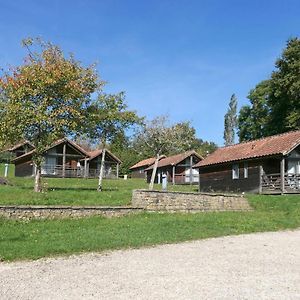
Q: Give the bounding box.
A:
[199,161,261,193]
[130,167,146,179]
[15,161,33,177]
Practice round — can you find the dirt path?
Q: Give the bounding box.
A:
[1,230,300,299]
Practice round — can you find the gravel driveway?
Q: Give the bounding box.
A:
[1,229,300,299]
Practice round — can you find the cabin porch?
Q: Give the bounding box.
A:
[261,152,300,194]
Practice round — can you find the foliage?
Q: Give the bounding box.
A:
[238,38,300,141]
[190,138,218,157]
[223,94,237,145]
[86,92,141,190]
[108,132,138,175]
[74,134,96,152]
[1,194,300,261]
[0,151,14,163]
[0,37,101,191]
[134,118,208,157]
[238,80,271,141]
[268,38,300,133]
[134,116,213,189]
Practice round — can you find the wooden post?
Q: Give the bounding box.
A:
[62,143,66,178]
[280,157,285,194]
[116,163,119,179]
[172,165,175,185]
[189,156,193,185]
[258,165,263,194]
[84,158,88,178]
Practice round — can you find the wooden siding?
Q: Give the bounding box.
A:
[130,167,146,179]
[15,161,33,177]
[200,161,261,193]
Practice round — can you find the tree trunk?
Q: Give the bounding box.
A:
[97,148,106,192]
[34,164,42,192]
[149,153,160,190]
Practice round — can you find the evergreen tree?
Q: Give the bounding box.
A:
[223,94,237,145]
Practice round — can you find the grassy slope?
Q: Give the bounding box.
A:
[0,194,300,261]
[0,164,197,206]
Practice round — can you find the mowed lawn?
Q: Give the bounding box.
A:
[0,194,299,261]
[0,164,196,206]
[0,164,300,262]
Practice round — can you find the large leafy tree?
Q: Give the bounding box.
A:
[238,38,300,141]
[87,92,141,191]
[268,38,300,133]
[238,80,271,141]
[0,38,101,192]
[224,94,237,145]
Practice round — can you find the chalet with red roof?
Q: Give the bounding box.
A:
[129,156,166,179]
[145,150,203,185]
[193,130,300,194]
[10,138,121,178]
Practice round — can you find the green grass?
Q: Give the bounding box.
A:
[0,194,300,261]
[0,164,197,206]
[1,163,300,262]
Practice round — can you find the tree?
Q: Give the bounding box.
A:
[238,80,271,142]
[0,38,101,192]
[134,116,197,190]
[191,138,218,157]
[87,92,140,191]
[108,131,137,176]
[237,38,300,141]
[223,94,237,145]
[268,38,300,133]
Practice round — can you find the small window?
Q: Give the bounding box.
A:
[232,164,239,179]
[244,162,248,178]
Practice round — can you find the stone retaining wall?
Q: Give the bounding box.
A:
[132,190,252,212]
[0,206,143,220]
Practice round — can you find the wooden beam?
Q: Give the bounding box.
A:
[280,157,285,194]
[258,165,263,194]
[116,163,119,179]
[46,153,85,158]
[62,143,66,178]
[84,158,88,178]
[172,165,175,185]
[189,156,193,185]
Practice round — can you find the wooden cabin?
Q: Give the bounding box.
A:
[145,150,203,185]
[193,130,300,194]
[129,156,165,179]
[83,149,121,179]
[11,138,121,179]
[8,141,34,158]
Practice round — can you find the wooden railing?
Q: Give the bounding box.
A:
[41,165,118,179]
[262,173,300,191]
[174,174,199,184]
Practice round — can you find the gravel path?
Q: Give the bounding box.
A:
[1,229,300,300]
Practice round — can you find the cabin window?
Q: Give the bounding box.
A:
[244,162,248,178]
[232,164,239,179]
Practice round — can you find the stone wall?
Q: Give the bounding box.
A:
[0,206,143,220]
[132,190,252,212]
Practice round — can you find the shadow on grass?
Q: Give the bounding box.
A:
[16,186,119,192]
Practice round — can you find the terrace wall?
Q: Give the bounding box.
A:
[132,189,252,212]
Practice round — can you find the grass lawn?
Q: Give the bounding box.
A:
[1,163,300,262]
[0,164,197,206]
[0,194,300,261]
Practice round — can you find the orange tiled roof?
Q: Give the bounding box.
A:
[194,130,300,168]
[129,156,166,170]
[145,150,202,170]
[87,149,121,163]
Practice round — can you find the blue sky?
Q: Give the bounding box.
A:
[1,0,300,145]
